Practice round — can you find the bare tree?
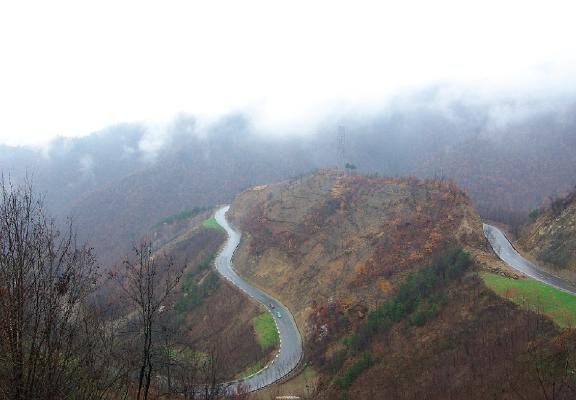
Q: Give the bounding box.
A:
[113,241,182,400]
[168,332,232,400]
[0,177,102,400]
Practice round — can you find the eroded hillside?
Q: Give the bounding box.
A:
[228,170,576,399]
[519,189,576,281]
[230,170,490,328]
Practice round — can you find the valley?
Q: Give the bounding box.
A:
[176,170,576,399]
[3,4,576,398]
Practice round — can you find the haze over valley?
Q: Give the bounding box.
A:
[2,1,576,399]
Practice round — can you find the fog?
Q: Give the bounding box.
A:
[1,0,576,268]
[1,0,576,145]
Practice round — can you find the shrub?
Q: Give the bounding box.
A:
[174,270,220,316]
[328,349,348,374]
[350,246,471,351]
[202,270,219,290]
[409,300,439,327]
[336,352,372,389]
[331,247,471,390]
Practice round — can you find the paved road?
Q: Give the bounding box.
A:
[483,223,576,295]
[214,206,303,394]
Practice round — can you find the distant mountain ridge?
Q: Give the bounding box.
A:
[2,91,576,267]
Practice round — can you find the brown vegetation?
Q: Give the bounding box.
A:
[519,187,576,280]
[0,178,110,400]
[229,170,576,399]
[0,176,273,400]
[229,170,485,330]
[136,214,276,383]
[319,275,576,400]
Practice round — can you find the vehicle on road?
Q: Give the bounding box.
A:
[214,206,302,392]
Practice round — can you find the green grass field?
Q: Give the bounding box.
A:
[253,311,280,350]
[202,214,224,231]
[480,272,576,328]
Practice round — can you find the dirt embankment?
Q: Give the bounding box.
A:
[519,190,576,282]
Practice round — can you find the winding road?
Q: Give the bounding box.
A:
[483,223,576,295]
[214,206,303,393]
[213,213,576,393]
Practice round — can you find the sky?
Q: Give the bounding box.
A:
[1,0,576,145]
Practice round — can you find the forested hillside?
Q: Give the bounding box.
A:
[3,92,575,268]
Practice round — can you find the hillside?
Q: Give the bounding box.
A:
[227,170,576,399]
[5,95,576,271]
[0,124,149,217]
[416,130,576,218]
[61,103,576,271]
[68,120,314,267]
[229,170,487,328]
[126,211,278,381]
[519,189,576,282]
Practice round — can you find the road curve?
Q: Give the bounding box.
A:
[214,206,303,393]
[483,223,576,295]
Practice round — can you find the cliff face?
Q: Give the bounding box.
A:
[229,170,487,338]
[519,191,576,281]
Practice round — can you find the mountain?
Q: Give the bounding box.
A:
[227,170,576,399]
[0,123,148,216]
[228,170,486,322]
[67,115,315,266]
[65,98,576,268]
[416,109,576,216]
[3,90,576,269]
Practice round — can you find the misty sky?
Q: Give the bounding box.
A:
[1,0,575,145]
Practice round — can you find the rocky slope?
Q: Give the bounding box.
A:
[519,189,576,282]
